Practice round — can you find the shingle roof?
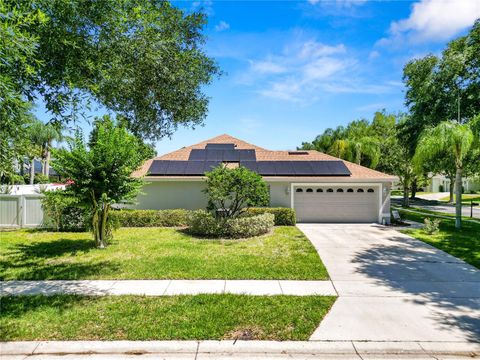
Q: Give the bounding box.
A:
[133,134,396,180]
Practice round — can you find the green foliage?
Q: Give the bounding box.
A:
[204,166,270,218]
[110,209,189,227]
[52,115,149,247]
[244,207,296,226]
[1,0,220,141]
[186,210,274,238]
[41,189,80,231]
[423,218,441,235]
[34,174,50,184]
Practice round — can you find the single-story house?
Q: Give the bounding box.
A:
[133,134,397,223]
[425,173,480,193]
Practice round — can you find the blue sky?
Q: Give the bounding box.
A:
[35,0,480,154]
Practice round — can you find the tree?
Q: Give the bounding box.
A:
[204,166,269,219]
[414,121,474,229]
[52,116,150,247]
[2,0,220,141]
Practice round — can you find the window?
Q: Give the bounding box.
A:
[296,188,303,193]
[347,188,354,193]
[316,188,323,192]
[367,188,375,193]
[337,188,344,193]
[357,189,364,193]
[327,188,334,193]
[306,188,313,193]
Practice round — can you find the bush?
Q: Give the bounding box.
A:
[60,206,87,231]
[423,217,441,235]
[243,207,296,226]
[225,213,274,238]
[41,189,85,231]
[186,210,223,237]
[186,210,274,238]
[110,209,189,227]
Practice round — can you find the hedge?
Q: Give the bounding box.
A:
[109,209,189,227]
[186,210,275,238]
[243,207,296,226]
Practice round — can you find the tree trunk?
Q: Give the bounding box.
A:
[455,167,462,229]
[30,159,35,185]
[410,178,417,199]
[403,181,410,208]
[448,175,455,203]
[45,149,51,180]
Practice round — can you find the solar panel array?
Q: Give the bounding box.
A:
[148,159,351,176]
[188,149,256,161]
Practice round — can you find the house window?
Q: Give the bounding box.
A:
[357,189,364,193]
[316,188,323,192]
[367,188,375,193]
[306,188,313,193]
[296,188,303,193]
[327,188,334,193]
[337,188,344,192]
[347,188,354,193]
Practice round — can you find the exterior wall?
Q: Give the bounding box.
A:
[268,182,291,207]
[134,181,208,210]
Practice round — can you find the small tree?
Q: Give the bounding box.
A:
[52,116,149,247]
[204,165,269,218]
[414,121,474,229]
[41,189,78,231]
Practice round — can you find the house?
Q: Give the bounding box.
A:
[425,173,480,193]
[133,134,397,223]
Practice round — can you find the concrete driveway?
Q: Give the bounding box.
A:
[297,223,480,343]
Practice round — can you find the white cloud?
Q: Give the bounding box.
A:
[250,60,287,74]
[380,0,480,44]
[368,50,380,60]
[215,21,230,32]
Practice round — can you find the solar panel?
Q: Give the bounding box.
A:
[205,149,224,161]
[274,161,295,175]
[184,161,206,175]
[292,161,315,175]
[204,161,221,173]
[238,149,256,161]
[164,161,188,175]
[257,161,276,175]
[223,149,240,161]
[148,160,169,175]
[241,161,258,173]
[309,161,332,176]
[325,161,351,176]
[205,143,235,150]
[188,149,206,161]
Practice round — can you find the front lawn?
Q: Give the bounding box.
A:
[0,294,336,341]
[0,226,328,280]
[399,210,480,269]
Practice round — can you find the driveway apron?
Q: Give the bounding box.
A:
[297,223,480,342]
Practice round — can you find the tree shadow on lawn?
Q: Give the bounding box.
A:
[351,233,480,342]
[1,238,120,280]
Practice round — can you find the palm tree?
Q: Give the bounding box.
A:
[414,121,474,229]
[28,121,62,179]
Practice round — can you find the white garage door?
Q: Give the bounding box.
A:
[294,185,379,223]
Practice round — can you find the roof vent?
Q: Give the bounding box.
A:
[288,151,309,155]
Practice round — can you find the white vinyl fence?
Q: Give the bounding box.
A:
[0,194,45,228]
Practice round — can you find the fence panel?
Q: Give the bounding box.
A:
[0,196,21,227]
[24,196,45,226]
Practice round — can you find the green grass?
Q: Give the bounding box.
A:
[439,194,480,203]
[399,210,480,269]
[0,294,336,341]
[398,206,479,221]
[0,227,328,280]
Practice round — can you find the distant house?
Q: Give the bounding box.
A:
[133,134,397,224]
[426,174,480,193]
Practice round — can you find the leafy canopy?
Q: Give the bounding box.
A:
[204,166,270,218]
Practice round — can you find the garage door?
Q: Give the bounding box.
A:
[294,186,379,223]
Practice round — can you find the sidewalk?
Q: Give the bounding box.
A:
[2,340,479,359]
[1,279,336,296]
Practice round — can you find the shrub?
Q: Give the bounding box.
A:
[186,210,223,237]
[423,217,441,235]
[243,207,296,226]
[110,209,189,227]
[41,189,84,231]
[186,210,274,238]
[60,206,87,231]
[225,213,274,238]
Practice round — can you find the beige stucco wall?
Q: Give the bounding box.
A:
[134,181,208,210]
[134,179,393,223]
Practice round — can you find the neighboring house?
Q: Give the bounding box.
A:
[133,134,397,223]
[425,174,480,193]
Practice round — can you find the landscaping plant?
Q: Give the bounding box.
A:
[423,218,441,235]
[204,165,269,219]
[52,116,150,248]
